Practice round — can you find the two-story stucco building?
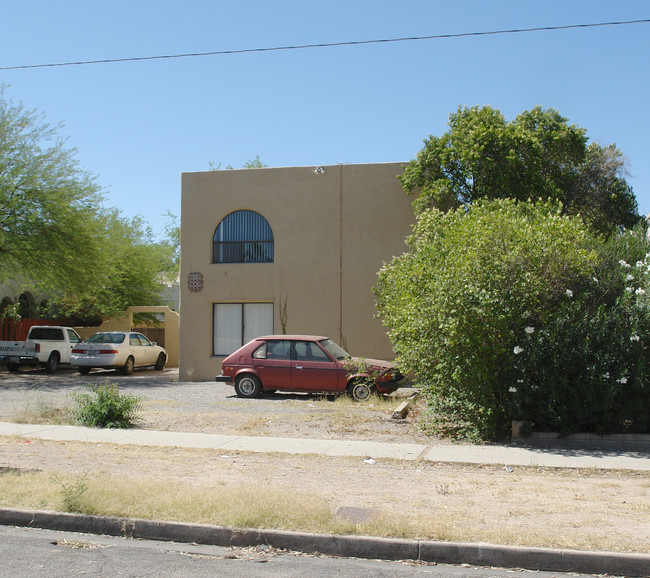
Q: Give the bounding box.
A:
[179,162,415,381]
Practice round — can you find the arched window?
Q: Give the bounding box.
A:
[213,210,274,264]
[18,293,33,318]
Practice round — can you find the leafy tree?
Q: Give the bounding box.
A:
[400,105,639,236]
[0,85,104,289]
[209,155,268,170]
[44,210,177,324]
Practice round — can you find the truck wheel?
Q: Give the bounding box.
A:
[45,352,60,373]
[7,363,20,373]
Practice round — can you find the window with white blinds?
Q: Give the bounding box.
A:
[213,302,273,355]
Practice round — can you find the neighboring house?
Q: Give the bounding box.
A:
[179,162,415,381]
[0,282,50,318]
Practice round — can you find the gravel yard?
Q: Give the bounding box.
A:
[0,366,429,443]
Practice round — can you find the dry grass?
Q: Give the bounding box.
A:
[0,438,648,554]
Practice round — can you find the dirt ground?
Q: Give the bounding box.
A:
[1,367,649,554]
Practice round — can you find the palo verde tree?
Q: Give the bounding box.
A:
[44,210,178,324]
[400,105,639,236]
[0,85,104,290]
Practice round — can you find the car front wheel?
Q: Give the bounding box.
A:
[154,352,166,371]
[234,374,262,398]
[348,380,374,402]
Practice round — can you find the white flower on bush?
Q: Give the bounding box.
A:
[524,326,535,334]
[626,287,634,293]
[630,334,640,342]
[619,260,631,268]
[635,288,646,296]
[617,376,628,384]
[513,346,524,355]
[565,289,573,298]
[625,274,635,282]
[602,372,610,379]
[508,386,517,393]
[637,261,646,269]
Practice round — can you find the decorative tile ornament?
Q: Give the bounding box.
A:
[188,272,204,292]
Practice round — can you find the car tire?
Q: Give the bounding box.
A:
[45,352,59,373]
[348,380,374,402]
[234,374,262,398]
[121,356,135,376]
[78,367,91,375]
[154,352,166,371]
[7,363,20,372]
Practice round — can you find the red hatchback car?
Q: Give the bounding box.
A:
[216,335,406,401]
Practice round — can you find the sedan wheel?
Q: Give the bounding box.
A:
[234,374,262,398]
[154,352,166,371]
[121,356,135,376]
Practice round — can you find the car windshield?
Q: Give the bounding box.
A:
[86,333,125,344]
[318,338,350,361]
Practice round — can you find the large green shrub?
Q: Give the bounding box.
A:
[375,199,598,441]
[512,226,650,436]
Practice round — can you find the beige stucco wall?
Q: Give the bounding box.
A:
[179,162,414,381]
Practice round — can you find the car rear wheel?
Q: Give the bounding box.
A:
[121,356,135,376]
[154,352,166,371]
[348,380,374,402]
[45,352,59,373]
[234,374,262,398]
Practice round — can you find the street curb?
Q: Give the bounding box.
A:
[1,508,649,576]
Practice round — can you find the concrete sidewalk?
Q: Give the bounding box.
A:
[1,421,649,471]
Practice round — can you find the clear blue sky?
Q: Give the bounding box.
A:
[2,1,649,235]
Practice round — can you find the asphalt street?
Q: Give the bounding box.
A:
[0,526,610,578]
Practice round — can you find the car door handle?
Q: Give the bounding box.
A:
[295,365,303,370]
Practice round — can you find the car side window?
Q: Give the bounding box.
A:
[129,334,141,346]
[294,341,331,362]
[67,329,81,344]
[266,340,291,360]
[137,334,152,346]
[252,343,267,359]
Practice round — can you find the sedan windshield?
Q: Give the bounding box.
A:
[318,338,350,361]
[86,333,125,344]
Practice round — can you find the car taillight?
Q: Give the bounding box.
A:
[71,348,84,354]
[98,349,119,355]
[35,343,40,353]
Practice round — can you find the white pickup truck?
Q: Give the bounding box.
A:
[0,326,82,373]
